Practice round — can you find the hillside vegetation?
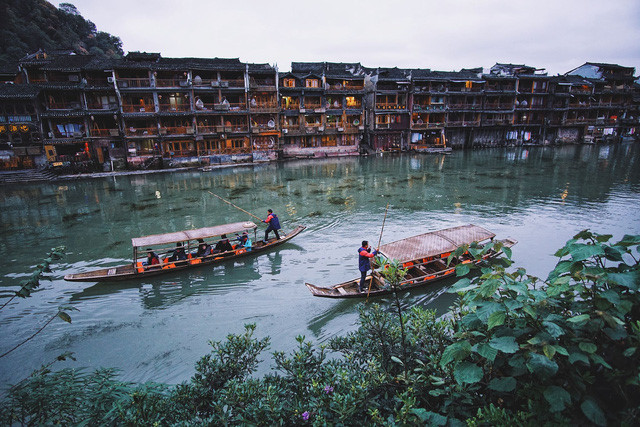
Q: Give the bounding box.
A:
[0,1,123,67]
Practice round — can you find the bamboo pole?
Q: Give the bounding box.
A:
[207,191,263,222]
[367,203,389,300]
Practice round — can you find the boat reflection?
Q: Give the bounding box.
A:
[70,255,265,309]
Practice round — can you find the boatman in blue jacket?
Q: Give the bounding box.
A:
[263,209,281,241]
[358,240,378,292]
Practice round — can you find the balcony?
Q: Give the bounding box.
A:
[484,103,514,111]
[249,80,276,90]
[158,103,191,112]
[303,102,322,110]
[47,102,82,110]
[117,78,151,88]
[160,126,194,135]
[376,103,406,110]
[155,78,190,88]
[196,125,218,134]
[89,128,120,137]
[250,102,278,112]
[221,79,245,88]
[125,127,158,136]
[86,102,119,110]
[122,104,155,113]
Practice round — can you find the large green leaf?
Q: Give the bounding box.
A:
[567,243,605,261]
[487,310,506,329]
[488,376,516,392]
[581,398,606,426]
[568,351,590,366]
[567,314,590,324]
[476,343,498,362]
[410,409,447,425]
[448,278,476,293]
[488,336,519,354]
[578,342,597,354]
[607,271,640,291]
[440,340,472,366]
[475,301,503,322]
[453,361,483,385]
[543,321,565,338]
[455,263,471,277]
[526,353,558,377]
[544,385,571,412]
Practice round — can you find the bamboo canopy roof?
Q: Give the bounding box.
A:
[378,224,495,263]
[131,222,257,248]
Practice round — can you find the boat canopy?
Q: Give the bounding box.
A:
[131,222,257,248]
[378,224,495,263]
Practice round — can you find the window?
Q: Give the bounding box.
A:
[305,79,319,88]
[465,81,472,89]
[283,78,296,87]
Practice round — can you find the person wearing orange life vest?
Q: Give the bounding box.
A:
[358,240,378,292]
[263,209,281,241]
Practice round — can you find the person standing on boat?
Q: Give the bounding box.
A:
[263,209,281,241]
[358,241,378,292]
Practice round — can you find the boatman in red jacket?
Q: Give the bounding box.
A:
[358,241,378,292]
[263,209,281,241]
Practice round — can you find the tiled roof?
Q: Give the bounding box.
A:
[0,84,40,99]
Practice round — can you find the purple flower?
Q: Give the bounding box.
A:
[324,385,334,394]
[302,411,310,421]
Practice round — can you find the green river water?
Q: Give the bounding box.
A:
[1,143,639,388]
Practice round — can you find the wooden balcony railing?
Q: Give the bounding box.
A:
[160,126,194,135]
[158,103,191,112]
[221,79,245,88]
[282,104,300,110]
[90,128,119,137]
[122,104,155,113]
[250,102,278,111]
[196,125,218,134]
[47,102,82,110]
[303,103,322,109]
[117,78,151,88]
[155,79,190,88]
[345,102,362,109]
[86,102,119,110]
[376,103,406,110]
[125,127,157,136]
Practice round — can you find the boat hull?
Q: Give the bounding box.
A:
[64,225,305,282]
[305,237,517,298]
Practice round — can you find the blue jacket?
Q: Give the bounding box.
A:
[358,246,377,272]
[266,213,280,229]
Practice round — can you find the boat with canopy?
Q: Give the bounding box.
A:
[305,224,516,298]
[64,221,305,282]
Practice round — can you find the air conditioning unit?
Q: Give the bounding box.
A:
[211,81,219,87]
[72,131,83,138]
[68,75,79,82]
[107,76,114,83]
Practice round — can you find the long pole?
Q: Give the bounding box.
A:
[367,203,389,299]
[207,191,263,222]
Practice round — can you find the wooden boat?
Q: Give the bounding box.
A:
[305,224,516,298]
[64,222,305,282]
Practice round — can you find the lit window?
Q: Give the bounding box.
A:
[305,79,318,88]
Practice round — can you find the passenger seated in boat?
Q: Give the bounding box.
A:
[213,234,234,254]
[237,232,252,251]
[195,239,212,257]
[168,242,188,262]
[143,249,161,268]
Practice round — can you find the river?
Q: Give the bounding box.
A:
[1,143,639,388]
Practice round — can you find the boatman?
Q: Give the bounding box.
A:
[263,209,281,241]
[358,241,378,293]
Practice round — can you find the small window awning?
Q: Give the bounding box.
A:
[132,221,257,247]
[379,224,495,263]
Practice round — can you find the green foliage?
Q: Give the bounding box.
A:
[0,0,123,66]
[1,231,639,425]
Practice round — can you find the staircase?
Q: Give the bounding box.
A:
[0,169,58,185]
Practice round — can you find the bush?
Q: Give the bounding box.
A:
[1,231,638,425]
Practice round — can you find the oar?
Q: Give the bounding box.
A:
[367,203,389,300]
[207,191,263,222]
